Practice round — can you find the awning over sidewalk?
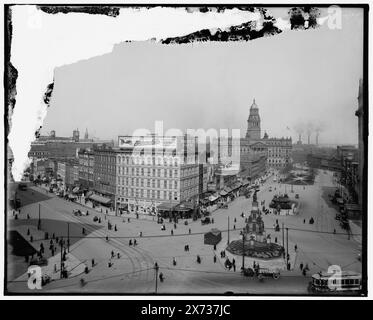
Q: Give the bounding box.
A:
[157,202,176,211]
[157,202,194,212]
[208,194,220,202]
[89,194,112,205]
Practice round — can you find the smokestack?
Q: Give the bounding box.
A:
[316,132,319,145]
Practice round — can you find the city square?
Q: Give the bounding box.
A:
[7,167,362,294]
[5,5,366,297]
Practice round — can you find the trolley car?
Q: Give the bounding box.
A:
[308,271,362,294]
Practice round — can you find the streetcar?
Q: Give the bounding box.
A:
[308,271,362,294]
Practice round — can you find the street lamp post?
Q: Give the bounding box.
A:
[241,231,246,270]
[227,216,230,245]
[37,203,41,230]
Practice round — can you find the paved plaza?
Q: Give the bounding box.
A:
[6,170,362,294]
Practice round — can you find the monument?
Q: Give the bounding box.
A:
[226,198,284,259]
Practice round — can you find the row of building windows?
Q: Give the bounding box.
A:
[118,188,178,201]
[117,167,179,178]
[117,155,180,167]
[117,177,179,189]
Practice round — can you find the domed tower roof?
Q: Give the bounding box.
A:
[250,98,258,110]
[263,131,269,139]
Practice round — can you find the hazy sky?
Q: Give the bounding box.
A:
[43,8,363,145]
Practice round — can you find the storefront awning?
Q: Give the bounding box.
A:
[89,194,112,205]
[220,190,228,196]
[208,194,220,202]
[157,202,176,211]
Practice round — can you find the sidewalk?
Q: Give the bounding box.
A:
[348,220,362,244]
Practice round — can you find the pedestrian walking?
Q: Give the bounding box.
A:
[233,264,236,272]
[111,250,114,258]
[275,237,277,243]
[196,255,201,264]
[171,229,174,236]
[117,253,120,259]
[114,224,117,232]
[129,239,132,246]
[212,218,214,224]
[92,259,95,267]
[300,262,303,271]
[294,244,298,252]
[134,239,137,246]
[105,235,109,241]
[189,228,191,234]
[173,257,177,266]
[214,244,216,250]
[214,255,217,263]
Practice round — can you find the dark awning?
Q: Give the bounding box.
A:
[157,202,176,211]
[89,194,112,205]
[220,190,228,196]
[175,203,194,212]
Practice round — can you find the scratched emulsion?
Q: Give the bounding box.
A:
[289,7,321,30]
[37,6,121,17]
[5,7,17,143]
[161,19,281,44]
[7,5,324,181]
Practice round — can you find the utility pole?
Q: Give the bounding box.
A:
[37,203,41,230]
[67,222,70,253]
[242,231,246,270]
[286,227,289,269]
[227,216,230,244]
[154,262,159,294]
[60,237,64,279]
[282,222,285,252]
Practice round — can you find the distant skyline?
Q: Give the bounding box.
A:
[42,9,363,146]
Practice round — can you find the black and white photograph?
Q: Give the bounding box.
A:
[3,2,369,299]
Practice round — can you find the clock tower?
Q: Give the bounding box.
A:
[245,99,261,141]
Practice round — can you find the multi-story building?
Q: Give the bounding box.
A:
[355,78,364,207]
[57,159,79,189]
[198,164,208,196]
[240,99,292,173]
[78,148,95,189]
[115,135,201,214]
[28,129,114,161]
[306,153,342,172]
[93,145,117,205]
